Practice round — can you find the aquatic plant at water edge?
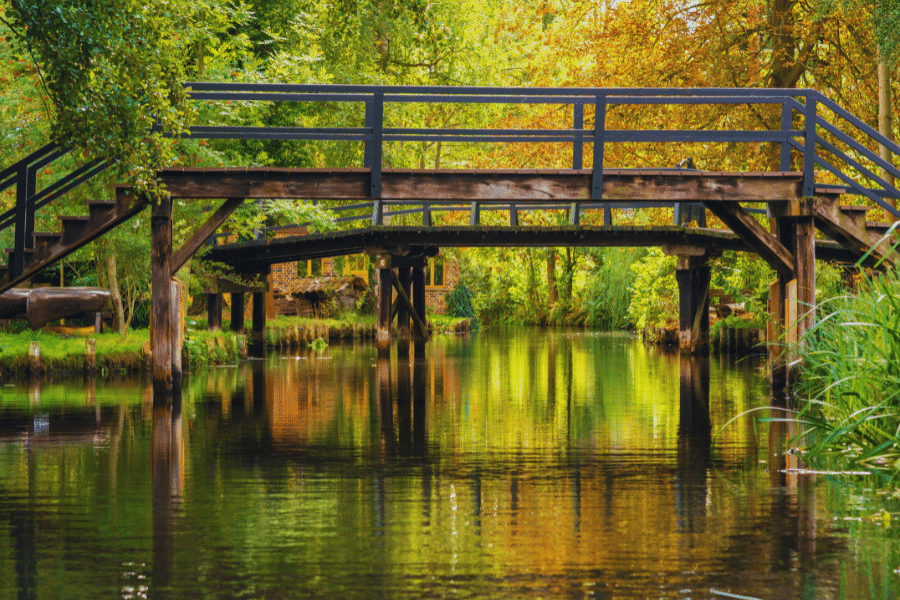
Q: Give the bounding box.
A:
[793,258,900,471]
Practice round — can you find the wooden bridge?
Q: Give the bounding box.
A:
[1,85,898,398]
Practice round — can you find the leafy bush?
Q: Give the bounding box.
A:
[583,247,644,330]
[445,284,480,330]
[627,248,678,331]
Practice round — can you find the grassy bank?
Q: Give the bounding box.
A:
[0,330,151,374]
[0,313,468,375]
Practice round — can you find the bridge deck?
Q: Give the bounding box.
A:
[159,168,802,202]
[208,225,855,268]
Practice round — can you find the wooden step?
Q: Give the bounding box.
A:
[837,205,871,230]
[0,191,149,295]
[33,231,63,256]
[87,200,116,221]
[815,184,846,200]
[59,216,89,245]
[867,221,892,237]
[5,248,35,271]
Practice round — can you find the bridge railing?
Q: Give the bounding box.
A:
[1,85,899,273]
[185,83,900,224]
[0,142,113,278]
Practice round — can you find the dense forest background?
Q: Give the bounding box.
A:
[0,0,897,331]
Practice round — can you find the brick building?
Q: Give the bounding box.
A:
[267,227,458,316]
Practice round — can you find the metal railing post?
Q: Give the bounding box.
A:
[570,102,584,225]
[803,94,817,197]
[592,95,610,225]
[780,100,793,172]
[11,164,33,278]
[369,92,384,225]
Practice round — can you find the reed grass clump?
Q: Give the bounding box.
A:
[795,259,900,471]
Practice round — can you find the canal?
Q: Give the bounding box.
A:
[1,328,898,599]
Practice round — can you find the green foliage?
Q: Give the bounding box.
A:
[445,283,480,331]
[583,247,645,330]
[627,248,678,331]
[795,253,900,472]
[2,0,198,195]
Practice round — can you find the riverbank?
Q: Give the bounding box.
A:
[0,314,474,375]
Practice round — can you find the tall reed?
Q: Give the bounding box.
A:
[794,231,900,471]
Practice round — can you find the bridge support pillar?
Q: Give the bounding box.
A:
[230,292,245,333]
[151,195,174,397]
[396,265,412,355]
[207,294,222,331]
[770,200,816,398]
[666,247,712,355]
[412,256,427,358]
[376,255,393,357]
[252,288,267,353]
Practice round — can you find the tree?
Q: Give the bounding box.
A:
[1,0,199,195]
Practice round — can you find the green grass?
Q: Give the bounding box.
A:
[794,240,900,473]
[0,330,149,372]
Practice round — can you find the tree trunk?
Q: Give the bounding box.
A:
[107,253,126,338]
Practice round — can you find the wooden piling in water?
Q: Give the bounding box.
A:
[376,255,392,357]
[412,256,428,358]
[28,341,40,373]
[207,294,222,331]
[151,195,173,396]
[85,338,96,373]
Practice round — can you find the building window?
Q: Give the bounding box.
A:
[425,256,444,288]
[299,258,322,277]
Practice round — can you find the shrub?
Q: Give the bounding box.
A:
[445,283,480,330]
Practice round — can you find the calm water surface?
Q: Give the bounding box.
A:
[1,328,898,599]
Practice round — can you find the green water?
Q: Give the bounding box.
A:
[0,328,898,599]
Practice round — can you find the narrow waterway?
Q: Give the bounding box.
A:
[0,328,897,599]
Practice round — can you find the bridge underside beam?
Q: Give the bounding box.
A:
[206,225,858,268]
[158,168,802,203]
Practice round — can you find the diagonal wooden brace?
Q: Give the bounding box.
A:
[389,269,429,342]
[703,200,795,279]
[171,197,244,275]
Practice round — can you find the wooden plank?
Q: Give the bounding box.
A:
[159,169,370,199]
[150,196,173,396]
[171,197,244,274]
[206,224,862,268]
[157,168,802,203]
[703,201,795,279]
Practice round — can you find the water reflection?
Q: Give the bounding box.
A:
[152,394,183,596]
[677,354,710,535]
[1,331,898,599]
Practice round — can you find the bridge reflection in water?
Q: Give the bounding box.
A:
[0,331,883,598]
[139,332,839,599]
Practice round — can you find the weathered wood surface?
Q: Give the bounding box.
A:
[151,196,174,396]
[703,201,795,279]
[207,224,856,268]
[158,168,802,202]
[25,287,111,330]
[171,197,245,274]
